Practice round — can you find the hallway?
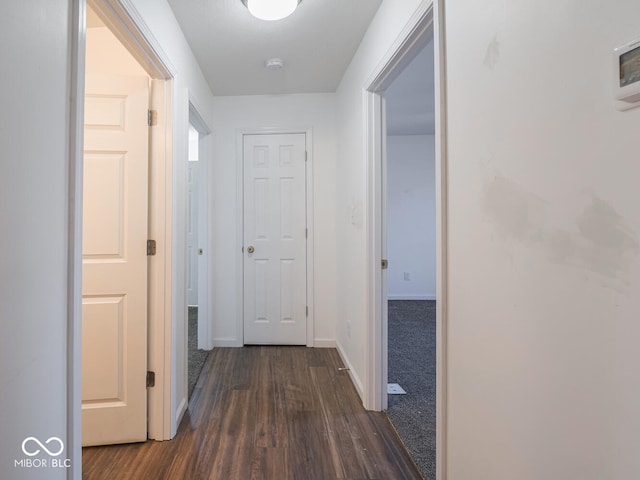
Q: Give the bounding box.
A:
[82,347,422,479]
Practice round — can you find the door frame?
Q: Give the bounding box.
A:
[236,128,315,347]
[188,98,214,350]
[363,1,448,479]
[68,0,176,467]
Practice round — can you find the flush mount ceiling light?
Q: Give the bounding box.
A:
[241,0,302,21]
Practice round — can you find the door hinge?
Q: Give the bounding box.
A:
[305,228,308,239]
[148,109,157,126]
[381,259,388,269]
[147,239,157,256]
[306,306,309,317]
[305,151,308,162]
[146,371,155,388]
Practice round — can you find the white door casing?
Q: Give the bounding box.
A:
[187,161,199,307]
[243,133,307,345]
[82,74,149,446]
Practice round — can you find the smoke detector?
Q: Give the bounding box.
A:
[265,58,284,71]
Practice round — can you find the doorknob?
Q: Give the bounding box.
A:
[247,246,255,254]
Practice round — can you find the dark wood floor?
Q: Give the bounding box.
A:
[83,347,423,480]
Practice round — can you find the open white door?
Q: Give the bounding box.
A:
[82,74,149,446]
[243,133,307,345]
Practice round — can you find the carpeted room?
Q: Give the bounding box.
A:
[387,300,436,479]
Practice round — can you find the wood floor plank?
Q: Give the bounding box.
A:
[255,358,289,448]
[83,347,423,480]
[250,447,291,480]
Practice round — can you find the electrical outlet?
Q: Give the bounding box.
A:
[403,272,411,281]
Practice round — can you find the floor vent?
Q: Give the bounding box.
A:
[387,383,407,395]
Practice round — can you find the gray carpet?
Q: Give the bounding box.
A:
[387,300,436,480]
[188,307,211,399]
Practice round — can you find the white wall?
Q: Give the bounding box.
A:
[386,135,436,300]
[338,0,640,477]
[444,0,640,478]
[0,1,74,478]
[335,0,424,399]
[210,94,337,347]
[0,5,215,474]
[127,0,215,434]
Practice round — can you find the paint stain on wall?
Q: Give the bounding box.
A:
[577,194,639,253]
[566,193,639,282]
[347,201,363,230]
[484,35,501,69]
[483,175,546,242]
[483,177,639,291]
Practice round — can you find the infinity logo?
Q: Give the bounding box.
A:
[21,437,64,457]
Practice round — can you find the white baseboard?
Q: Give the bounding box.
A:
[313,338,336,348]
[213,338,336,348]
[175,396,188,430]
[335,340,364,401]
[387,294,436,301]
[212,338,242,347]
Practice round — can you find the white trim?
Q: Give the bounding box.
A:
[363,1,448,480]
[388,294,437,301]
[235,132,245,346]
[305,131,316,348]
[174,396,188,431]
[213,338,242,347]
[67,2,86,479]
[89,0,176,79]
[174,87,191,432]
[380,94,389,412]
[313,339,337,348]
[236,127,315,347]
[433,1,449,478]
[336,341,364,400]
[365,2,435,92]
[148,76,173,441]
[363,89,384,411]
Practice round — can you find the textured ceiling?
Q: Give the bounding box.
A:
[167,0,383,95]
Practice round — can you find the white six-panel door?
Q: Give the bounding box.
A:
[243,134,307,345]
[82,74,149,446]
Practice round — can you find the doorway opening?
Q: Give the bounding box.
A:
[82,6,152,446]
[186,117,212,399]
[384,37,436,479]
[364,1,447,479]
[73,0,176,457]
